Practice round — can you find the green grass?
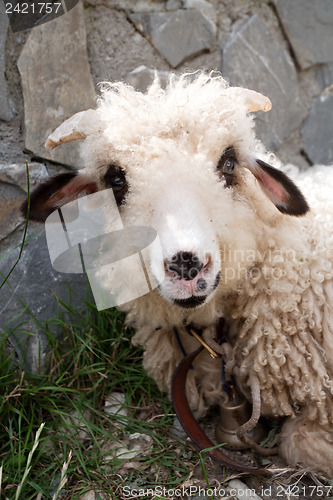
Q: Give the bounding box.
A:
[0,294,194,499]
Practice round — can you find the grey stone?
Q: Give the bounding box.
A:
[165,0,182,11]
[0,163,48,241]
[274,0,333,69]
[0,226,89,371]
[104,392,128,417]
[0,2,14,121]
[17,2,96,169]
[171,416,187,438]
[0,183,25,242]
[316,63,333,92]
[221,14,303,151]
[183,0,217,24]
[0,162,49,193]
[302,93,333,165]
[85,7,168,85]
[126,65,171,93]
[129,9,216,68]
[86,0,165,12]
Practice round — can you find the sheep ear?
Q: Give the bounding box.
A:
[247,159,309,216]
[21,172,97,222]
[45,109,99,150]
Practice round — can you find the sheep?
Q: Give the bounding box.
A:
[22,72,333,478]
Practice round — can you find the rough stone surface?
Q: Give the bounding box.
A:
[166,0,182,11]
[0,227,89,371]
[103,432,153,461]
[85,7,169,84]
[129,10,216,68]
[0,2,14,121]
[0,162,49,194]
[104,392,128,417]
[302,93,333,165]
[183,0,217,24]
[17,2,96,169]
[126,65,171,92]
[274,0,333,70]
[62,409,92,441]
[85,0,165,11]
[0,183,25,242]
[0,162,48,241]
[316,63,333,92]
[221,14,303,151]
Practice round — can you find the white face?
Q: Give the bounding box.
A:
[146,168,222,309]
[96,142,259,310]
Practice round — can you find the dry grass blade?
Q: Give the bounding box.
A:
[15,423,45,500]
[52,450,73,500]
[4,371,25,404]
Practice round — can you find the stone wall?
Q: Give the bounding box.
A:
[1,0,333,369]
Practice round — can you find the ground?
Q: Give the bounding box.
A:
[1,288,332,500]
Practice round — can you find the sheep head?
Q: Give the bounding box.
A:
[21,73,309,310]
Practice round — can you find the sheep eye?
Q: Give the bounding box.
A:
[104,165,128,205]
[223,158,235,174]
[109,176,125,189]
[217,147,238,186]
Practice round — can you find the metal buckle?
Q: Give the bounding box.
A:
[188,327,221,359]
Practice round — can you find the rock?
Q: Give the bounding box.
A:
[17,2,96,169]
[62,410,92,441]
[0,163,48,241]
[183,0,217,24]
[0,162,49,193]
[126,65,171,92]
[302,93,333,165]
[129,10,216,68]
[86,0,165,12]
[221,14,303,150]
[0,183,25,242]
[274,0,333,70]
[165,0,182,11]
[228,479,263,500]
[104,392,128,417]
[79,491,107,500]
[79,492,96,500]
[103,432,153,462]
[0,2,14,121]
[316,63,333,92]
[171,416,187,438]
[0,226,89,371]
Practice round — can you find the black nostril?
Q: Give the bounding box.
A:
[168,252,204,281]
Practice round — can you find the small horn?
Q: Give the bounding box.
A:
[231,87,272,113]
[45,109,98,150]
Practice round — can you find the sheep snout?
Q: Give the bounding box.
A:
[160,252,220,308]
[166,251,204,281]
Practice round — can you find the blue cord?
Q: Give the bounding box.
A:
[173,326,194,370]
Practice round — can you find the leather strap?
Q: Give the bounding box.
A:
[171,345,271,476]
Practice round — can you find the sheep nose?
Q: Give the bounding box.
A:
[167,252,204,280]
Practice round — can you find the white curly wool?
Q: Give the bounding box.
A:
[37,73,333,477]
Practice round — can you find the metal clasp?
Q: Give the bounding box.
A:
[188,327,221,359]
